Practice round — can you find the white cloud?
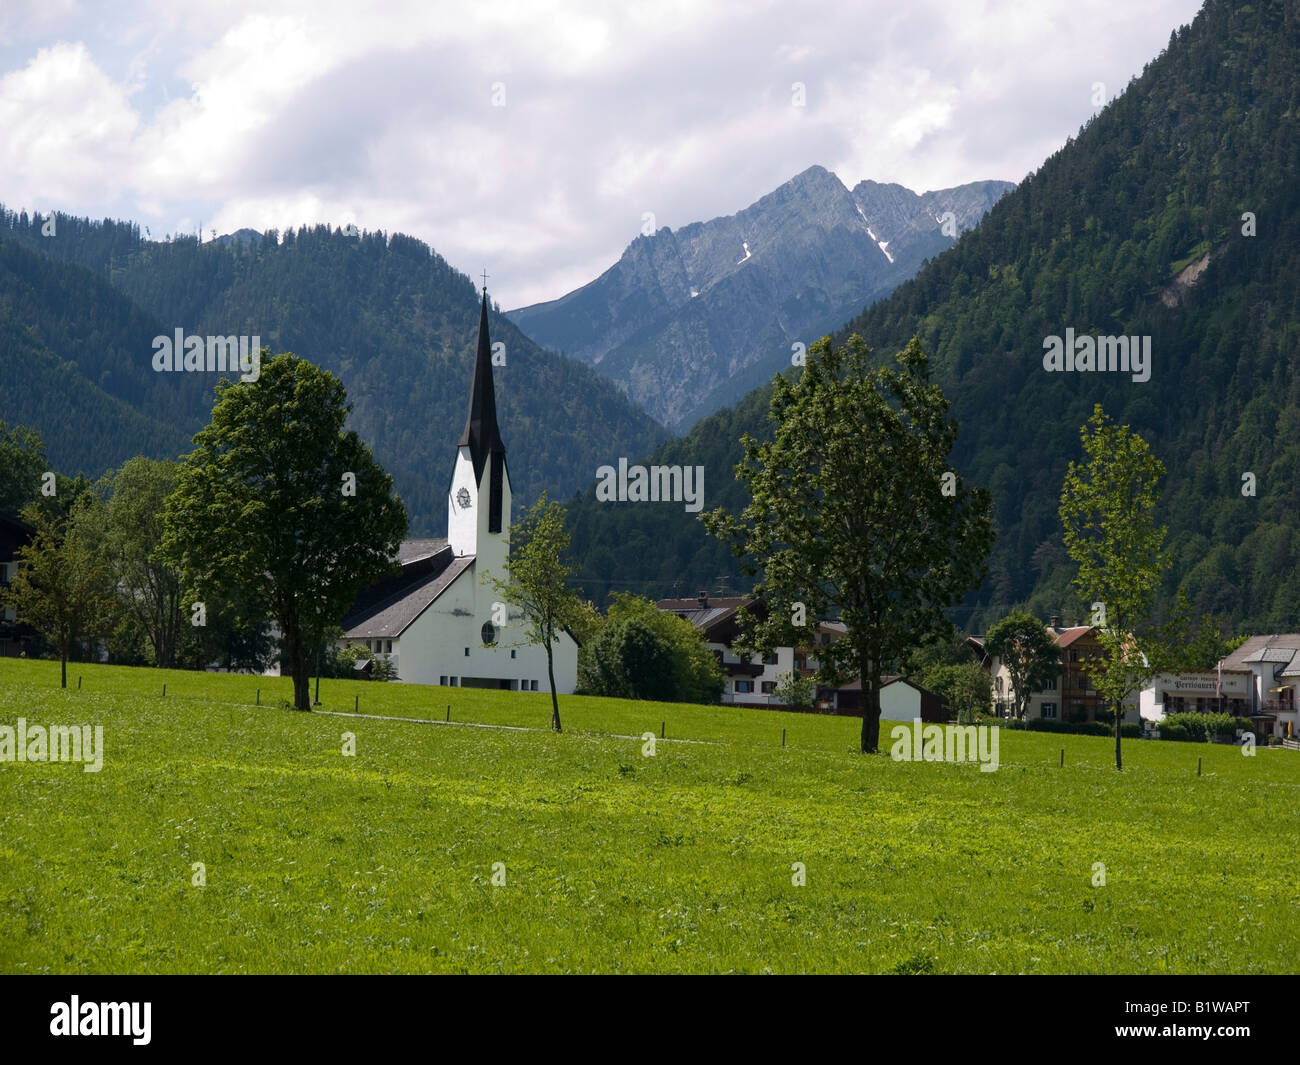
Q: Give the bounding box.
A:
[0,0,1207,307]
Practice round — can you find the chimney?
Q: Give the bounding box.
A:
[1049,615,1061,632]
[697,590,709,608]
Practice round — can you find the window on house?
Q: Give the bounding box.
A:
[763,652,778,666]
[1044,677,1057,690]
[510,649,516,659]
[531,680,539,692]
[481,622,497,646]
[1041,702,1058,719]
[761,681,776,694]
[385,640,393,654]
[464,647,470,656]
[1071,650,1080,662]
[735,680,753,694]
[440,676,447,686]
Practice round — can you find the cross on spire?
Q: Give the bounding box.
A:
[481,268,489,293]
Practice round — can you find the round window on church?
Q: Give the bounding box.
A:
[481,621,497,647]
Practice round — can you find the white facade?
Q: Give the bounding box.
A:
[879,680,927,723]
[718,643,796,705]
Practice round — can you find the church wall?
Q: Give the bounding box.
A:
[392,564,578,693]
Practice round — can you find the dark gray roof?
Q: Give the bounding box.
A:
[397,538,449,565]
[1223,635,1300,669]
[341,553,475,639]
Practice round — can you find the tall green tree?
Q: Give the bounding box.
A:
[487,494,589,732]
[0,420,45,516]
[706,335,994,753]
[984,610,1062,721]
[159,353,407,710]
[3,502,118,687]
[93,457,184,668]
[1059,404,1170,770]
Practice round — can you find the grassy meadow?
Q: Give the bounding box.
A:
[1,657,1297,974]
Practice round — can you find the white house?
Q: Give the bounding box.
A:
[1141,635,1300,739]
[339,289,579,693]
[655,594,791,704]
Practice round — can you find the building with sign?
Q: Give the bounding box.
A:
[1138,669,1252,723]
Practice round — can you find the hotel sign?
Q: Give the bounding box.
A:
[1154,671,1249,696]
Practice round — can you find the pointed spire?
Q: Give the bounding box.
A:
[459,287,507,533]
[460,289,506,481]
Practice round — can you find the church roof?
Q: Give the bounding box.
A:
[459,290,507,485]
[397,538,449,565]
[341,550,475,639]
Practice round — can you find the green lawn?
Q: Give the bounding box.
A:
[1,658,1297,974]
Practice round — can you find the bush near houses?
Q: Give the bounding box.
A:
[1158,711,1241,743]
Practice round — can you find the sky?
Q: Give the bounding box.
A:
[0,0,1206,309]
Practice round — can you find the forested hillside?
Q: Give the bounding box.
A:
[0,212,667,534]
[564,0,1300,634]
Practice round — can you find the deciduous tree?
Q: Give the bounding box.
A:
[160,353,407,710]
[706,335,994,753]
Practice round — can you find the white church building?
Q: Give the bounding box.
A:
[339,290,579,693]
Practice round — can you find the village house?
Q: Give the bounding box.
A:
[966,615,1141,723]
[655,593,790,704]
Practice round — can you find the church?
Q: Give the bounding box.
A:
[338,289,579,693]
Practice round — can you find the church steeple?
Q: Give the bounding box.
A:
[458,288,507,534]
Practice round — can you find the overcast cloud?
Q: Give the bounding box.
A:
[0,0,1206,308]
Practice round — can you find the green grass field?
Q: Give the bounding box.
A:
[1,658,1297,974]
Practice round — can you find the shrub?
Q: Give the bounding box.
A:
[1161,712,1240,742]
[1003,718,1137,737]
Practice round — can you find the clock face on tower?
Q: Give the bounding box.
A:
[456,487,472,509]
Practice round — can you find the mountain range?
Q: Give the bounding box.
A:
[508,167,1012,429]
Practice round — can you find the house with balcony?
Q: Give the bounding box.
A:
[1207,634,1300,739]
[656,596,856,706]
[656,593,787,704]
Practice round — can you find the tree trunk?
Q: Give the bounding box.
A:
[1114,704,1123,771]
[286,620,310,711]
[60,648,67,689]
[546,639,561,732]
[859,648,880,753]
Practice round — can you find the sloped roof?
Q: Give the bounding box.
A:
[657,596,755,635]
[397,538,449,565]
[1222,634,1300,670]
[1053,626,1096,649]
[341,552,475,639]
